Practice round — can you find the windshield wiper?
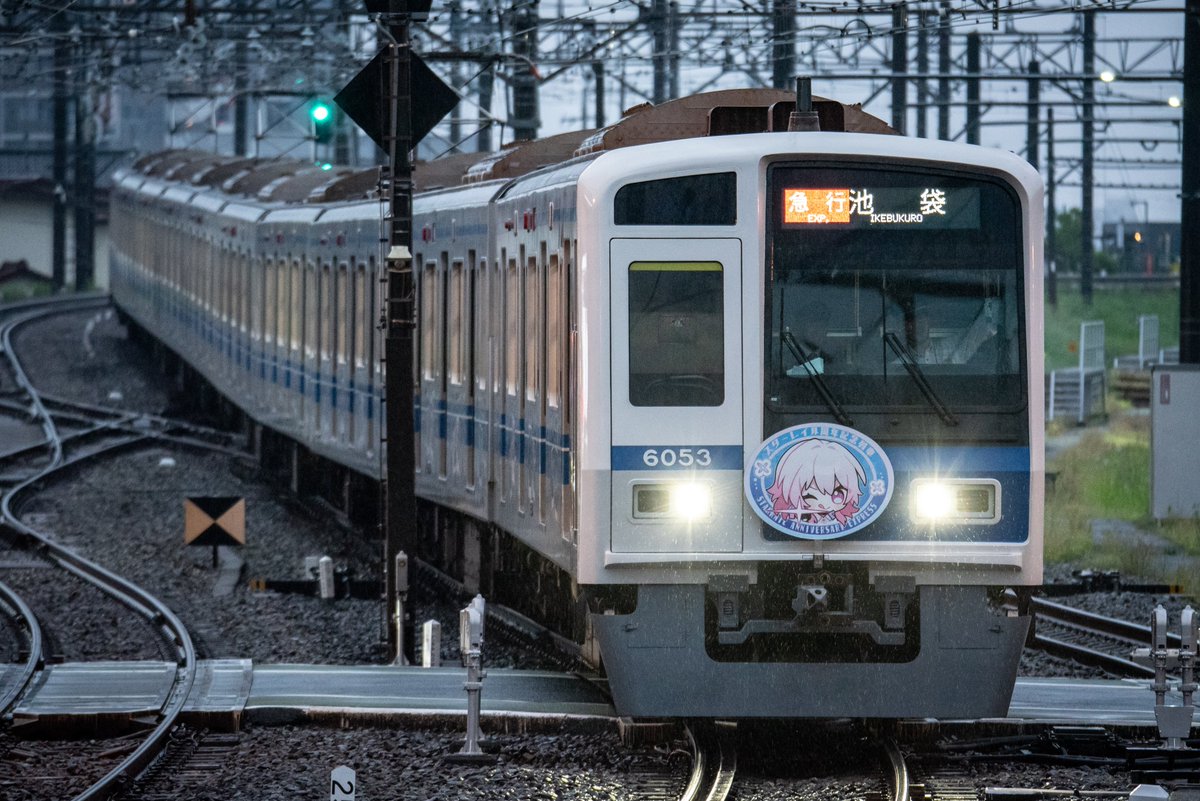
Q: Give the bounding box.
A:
[781,330,854,427]
[884,331,959,427]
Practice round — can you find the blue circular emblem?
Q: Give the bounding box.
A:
[744,423,894,540]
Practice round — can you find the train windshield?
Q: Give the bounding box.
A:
[765,163,1026,436]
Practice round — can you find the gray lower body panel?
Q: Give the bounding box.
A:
[591,584,1029,719]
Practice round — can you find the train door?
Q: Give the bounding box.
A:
[608,238,744,553]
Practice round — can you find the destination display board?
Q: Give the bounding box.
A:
[780,186,981,229]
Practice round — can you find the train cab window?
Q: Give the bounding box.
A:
[615,172,736,226]
[628,262,724,407]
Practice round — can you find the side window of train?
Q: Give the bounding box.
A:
[614,172,737,226]
[421,262,437,381]
[449,260,464,386]
[525,254,540,403]
[469,251,482,397]
[547,252,561,409]
[290,259,302,352]
[337,264,349,367]
[505,257,519,398]
[353,259,367,370]
[628,262,725,407]
[320,263,333,361]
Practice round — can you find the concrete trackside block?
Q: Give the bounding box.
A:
[183,659,254,732]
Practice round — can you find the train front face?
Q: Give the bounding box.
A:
[580,133,1044,720]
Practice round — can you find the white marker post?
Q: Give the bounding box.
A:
[318,556,335,600]
[422,619,441,667]
[329,765,356,800]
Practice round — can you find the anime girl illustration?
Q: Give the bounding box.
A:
[765,438,866,526]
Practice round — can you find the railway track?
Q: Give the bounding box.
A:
[680,721,737,801]
[0,295,200,800]
[1030,597,1170,678]
[0,577,41,712]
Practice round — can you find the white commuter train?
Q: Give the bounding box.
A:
[111,89,1043,719]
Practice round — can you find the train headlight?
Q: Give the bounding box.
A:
[633,482,712,520]
[910,479,1000,524]
[669,482,712,520]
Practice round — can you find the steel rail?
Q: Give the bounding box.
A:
[0,296,198,801]
[1031,598,1166,678]
[1029,632,1156,678]
[1033,597,1181,648]
[0,578,43,715]
[680,721,737,801]
[881,738,910,801]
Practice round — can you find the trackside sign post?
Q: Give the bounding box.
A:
[335,0,457,665]
[184,496,246,567]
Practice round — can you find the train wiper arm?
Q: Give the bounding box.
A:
[781,330,854,427]
[884,331,959,427]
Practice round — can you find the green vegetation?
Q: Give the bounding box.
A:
[1044,287,1179,370]
[1045,413,1199,589]
[0,280,53,303]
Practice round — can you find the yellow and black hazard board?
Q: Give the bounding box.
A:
[184,497,246,547]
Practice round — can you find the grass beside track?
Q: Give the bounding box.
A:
[1045,411,1200,589]
[1044,286,1179,370]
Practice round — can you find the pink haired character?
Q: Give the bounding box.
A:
[766,439,866,526]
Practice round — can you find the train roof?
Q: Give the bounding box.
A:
[123,88,896,209]
[578,131,1043,202]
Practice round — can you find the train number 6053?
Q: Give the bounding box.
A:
[641,448,712,468]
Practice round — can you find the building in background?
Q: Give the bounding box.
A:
[1102,221,1182,275]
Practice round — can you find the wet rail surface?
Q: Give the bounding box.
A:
[1030,597,1164,678]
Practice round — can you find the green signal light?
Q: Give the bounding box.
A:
[310,103,332,123]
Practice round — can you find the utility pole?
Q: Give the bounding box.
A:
[448,0,462,152]
[1047,106,1058,308]
[338,0,456,664]
[510,0,539,140]
[1081,10,1096,305]
[233,0,248,157]
[73,62,95,290]
[915,10,928,139]
[477,61,494,151]
[1181,0,1199,362]
[1026,60,1039,171]
[381,7,418,666]
[772,0,796,91]
[593,59,605,128]
[937,3,950,140]
[668,1,679,101]
[891,4,907,134]
[651,0,667,104]
[52,11,70,291]
[966,32,980,145]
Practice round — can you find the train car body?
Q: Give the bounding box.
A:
[111,90,1043,721]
